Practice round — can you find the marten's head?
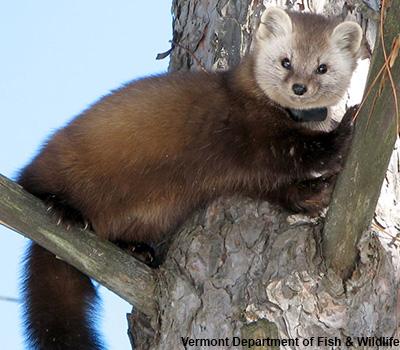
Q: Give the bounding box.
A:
[253,7,362,110]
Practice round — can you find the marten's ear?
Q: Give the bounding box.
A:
[257,7,292,40]
[331,21,363,55]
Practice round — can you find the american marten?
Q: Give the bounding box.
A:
[19,7,362,350]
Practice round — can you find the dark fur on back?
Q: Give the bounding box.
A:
[18,15,357,349]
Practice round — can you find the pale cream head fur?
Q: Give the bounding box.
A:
[254,7,362,110]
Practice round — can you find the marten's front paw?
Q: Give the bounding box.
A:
[45,195,90,231]
[289,177,336,217]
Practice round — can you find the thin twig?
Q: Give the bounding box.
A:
[372,222,400,243]
[0,296,20,303]
[379,0,399,135]
[352,2,399,127]
[170,40,208,72]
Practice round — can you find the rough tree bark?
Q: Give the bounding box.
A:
[0,1,398,349]
[129,1,400,349]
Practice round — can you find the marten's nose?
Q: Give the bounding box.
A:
[292,84,307,96]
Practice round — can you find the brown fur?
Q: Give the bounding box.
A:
[19,9,360,350]
[19,60,353,242]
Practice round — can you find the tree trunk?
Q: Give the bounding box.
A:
[129,1,400,349]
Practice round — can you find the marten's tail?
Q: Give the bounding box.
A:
[22,243,103,350]
[17,161,103,349]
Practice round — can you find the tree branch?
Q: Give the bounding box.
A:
[322,1,400,279]
[0,173,158,319]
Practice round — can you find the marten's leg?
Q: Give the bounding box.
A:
[23,243,103,350]
[271,106,356,183]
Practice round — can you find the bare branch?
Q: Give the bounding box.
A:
[0,174,158,319]
[322,2,400,279]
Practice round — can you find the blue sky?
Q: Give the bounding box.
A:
[0,1,171,349]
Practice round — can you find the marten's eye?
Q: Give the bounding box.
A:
[281,58,292,70]
[316,64,328,74]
